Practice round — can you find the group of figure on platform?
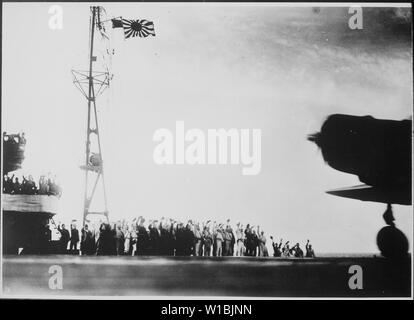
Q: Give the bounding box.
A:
[41,217,315,258]
[270,237,315,258]
[3,173,62,197]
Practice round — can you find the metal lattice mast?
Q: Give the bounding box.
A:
[72,6,110,226]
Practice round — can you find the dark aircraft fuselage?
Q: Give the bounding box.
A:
[308,114,412,205]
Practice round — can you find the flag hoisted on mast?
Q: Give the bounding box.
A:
[112,18,156,39]
[71,6,156,226]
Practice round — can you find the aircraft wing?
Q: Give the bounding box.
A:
[326,184,411,206]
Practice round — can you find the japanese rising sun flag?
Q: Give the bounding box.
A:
[112,18,156,39]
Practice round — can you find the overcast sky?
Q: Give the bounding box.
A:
[2,3,412,253]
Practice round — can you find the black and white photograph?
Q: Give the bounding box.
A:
[1,2,412,300]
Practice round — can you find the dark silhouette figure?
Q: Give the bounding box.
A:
[136,219,149,256]
[81,224,95,255]
[97,223,114,256]
[377,205,409,259]
[305,240,315,258]
[202,227,213,256]
[3,174,14,193]
[58,224,70,254]
[148,223,160,255]
[40,224,52,254]
[115,224,125,255]
[70,225,80,253]
[270,236,282,257]
[291,243,304,258]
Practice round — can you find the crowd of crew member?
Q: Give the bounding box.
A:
[44,217,315,258]
[3,173,62,197]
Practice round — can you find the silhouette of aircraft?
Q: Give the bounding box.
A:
[308,114,412,257]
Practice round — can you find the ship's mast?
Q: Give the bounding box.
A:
[72,6,110,226]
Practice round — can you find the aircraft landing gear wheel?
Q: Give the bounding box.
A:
[377,226,408,259]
